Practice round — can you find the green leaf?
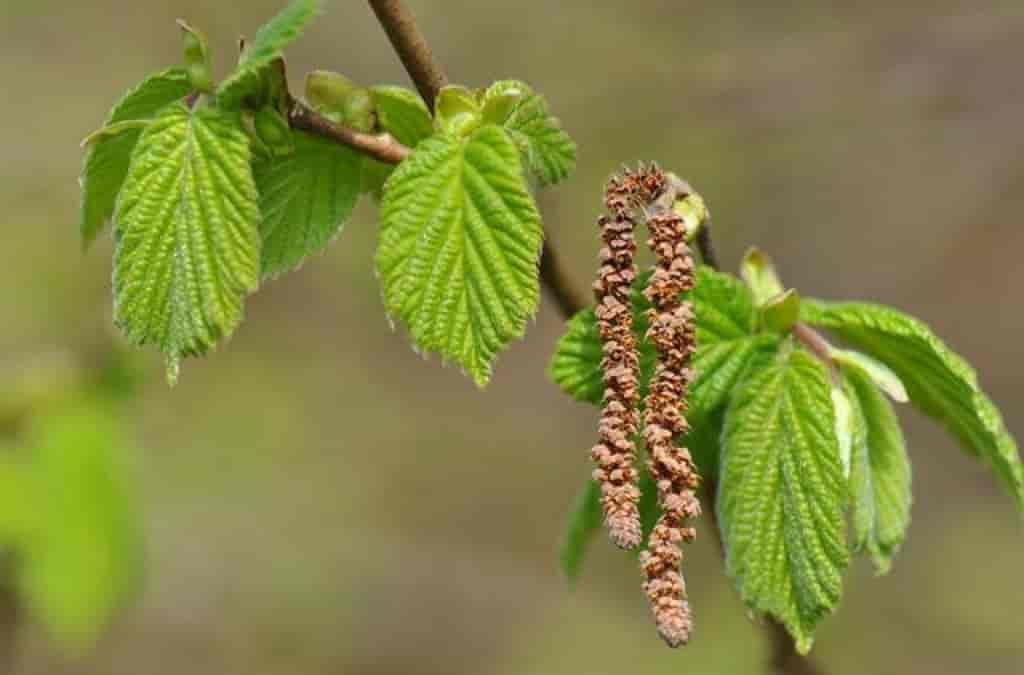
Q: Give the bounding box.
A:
[0,456,34,545]
[502,90,576,187]
[842,363,912,574]
[669,182,710,240]
[178,19,214,92]
[305,70,358,119]
[218,0,323,109]
[434,85,483,137]
[113,103,260,383]
[361,86,435,197]
[740,247,784,306]
[255,129,361,279]
[80,68,193,246]
[831,385,854,479]
[762,289,801,333]
[560,479,602,584]
[546,307,606,405]
[80,120,152,148]
[252,105,295,157]
[377,125,543,387]
[372,86,434,146]
[19,404,142,650]
[831,348,908,403]
[718,348,849,654]
[801,300,1023,511]
[689,268,775,421]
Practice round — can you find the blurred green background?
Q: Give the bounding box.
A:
[2,0,1022,673]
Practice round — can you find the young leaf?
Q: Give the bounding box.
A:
[761,289,801,333]
[718,348,849,654]
[842,363,912,574]
[178,19,214,92]
[831,348,908,403]
[546,307,607,405]
[740,247,784,306]
[80,120,152,148]
[253,105,296,157]
[832,385,854,479]
[305,70,358,119]
[560,479,602,583]
[669,183,710,241]
[80,68,193,246]
[218,0,324,109]
[19,405,142,650]
[371,86,434,146]
[377,125,543,386]
[361,86,435,197]
[113,103,260,383]
[689,268,776,420]
[502,90,576,187]
[434,85,483,137]
[254,130,361,279]
[801,300,1023,511]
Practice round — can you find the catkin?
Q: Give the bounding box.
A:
[639,183,700,648]
[592,165,701,646]
[590,171,644,550]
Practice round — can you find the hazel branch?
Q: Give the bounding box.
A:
[367,0,449,111]
[288,100,411,164]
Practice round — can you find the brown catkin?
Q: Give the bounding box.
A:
[639,174,700,648]
[590,170,644,550]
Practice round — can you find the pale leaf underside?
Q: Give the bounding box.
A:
[843,364,912,573]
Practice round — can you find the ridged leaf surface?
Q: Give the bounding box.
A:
[718,349,849,654]
[255,130,361,278]
[377,125,543,387]
[842,363,912,573]
[218,0,323,108]
[802,300,1023,511]
[80,69,192,245]
[114,103,260,383]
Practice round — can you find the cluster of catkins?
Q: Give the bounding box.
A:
[591,165,701,648]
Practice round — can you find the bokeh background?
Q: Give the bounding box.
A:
[2,0,1023,673]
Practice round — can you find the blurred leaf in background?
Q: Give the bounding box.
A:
[15,401,144,650]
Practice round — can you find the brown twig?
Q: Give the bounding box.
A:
[540,239,590,321]
[696,218,719,269]
[289,101,411,164]
[367,0,448,111]
[792,322,834,365]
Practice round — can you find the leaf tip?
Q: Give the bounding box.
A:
[165,355,180,387]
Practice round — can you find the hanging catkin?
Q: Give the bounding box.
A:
[591,165,701,646]
[590,171,644,550]
[638,171,700,648]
